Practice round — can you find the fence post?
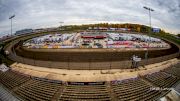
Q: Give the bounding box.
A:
[33,54,35,66]
[68,57,70,70]
[110,57,112,69]
[89,58,90,70]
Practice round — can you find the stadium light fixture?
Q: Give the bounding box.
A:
[143,6,154,32]
[9,14,15,36]
[143,6,154,64]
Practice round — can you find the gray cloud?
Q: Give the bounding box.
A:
[0,0,180,36]
[0,0,22,21]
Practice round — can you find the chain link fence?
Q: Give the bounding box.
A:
[8,50,179,70]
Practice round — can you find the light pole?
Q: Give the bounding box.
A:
[9,14,15,36]
[143,6,154,32]
[59,21,64,30]
[143,6,154,65]
[59,21,64,45]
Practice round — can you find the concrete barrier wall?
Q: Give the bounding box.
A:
[8,52,179,70]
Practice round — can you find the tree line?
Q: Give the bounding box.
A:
[61,23,170,34]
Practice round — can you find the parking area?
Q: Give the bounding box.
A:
[22,32,170,49]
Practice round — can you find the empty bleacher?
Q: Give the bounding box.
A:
[0,84,20,101]
[58,82,111,101]
[174,63,180,68]
[0,70,30,89]
[144,72,179,88]
[0,69,179,101]
[14,77,62,101]
[111,78,162,101]
[163,63,180,77]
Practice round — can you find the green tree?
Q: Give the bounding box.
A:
[177,34,180,37]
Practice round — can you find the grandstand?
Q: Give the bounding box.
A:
[14,77,62,101]
[15,29,34,36]
[111,78,162,100]
[163,63,180,77]
[0,67,179,101]
[144,72,179,88]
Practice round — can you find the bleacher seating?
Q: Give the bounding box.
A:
[111,78,162,101]
[0,84,20,101]
[58,82,111,101]
[163,63,180,78]
[0,70,30,89]
[14,77,62,101]
[164,67,180,77]
[0,70,179,101]
[144,72,179,88]
[174,63,180,68]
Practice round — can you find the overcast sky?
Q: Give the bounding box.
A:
[0,0,180,36]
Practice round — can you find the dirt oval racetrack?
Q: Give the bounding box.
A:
[14,42,179,62]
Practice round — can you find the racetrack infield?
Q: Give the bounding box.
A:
[14,42,179,62]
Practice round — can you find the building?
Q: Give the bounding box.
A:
[152,28,160,33]
[15,29,34,36]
